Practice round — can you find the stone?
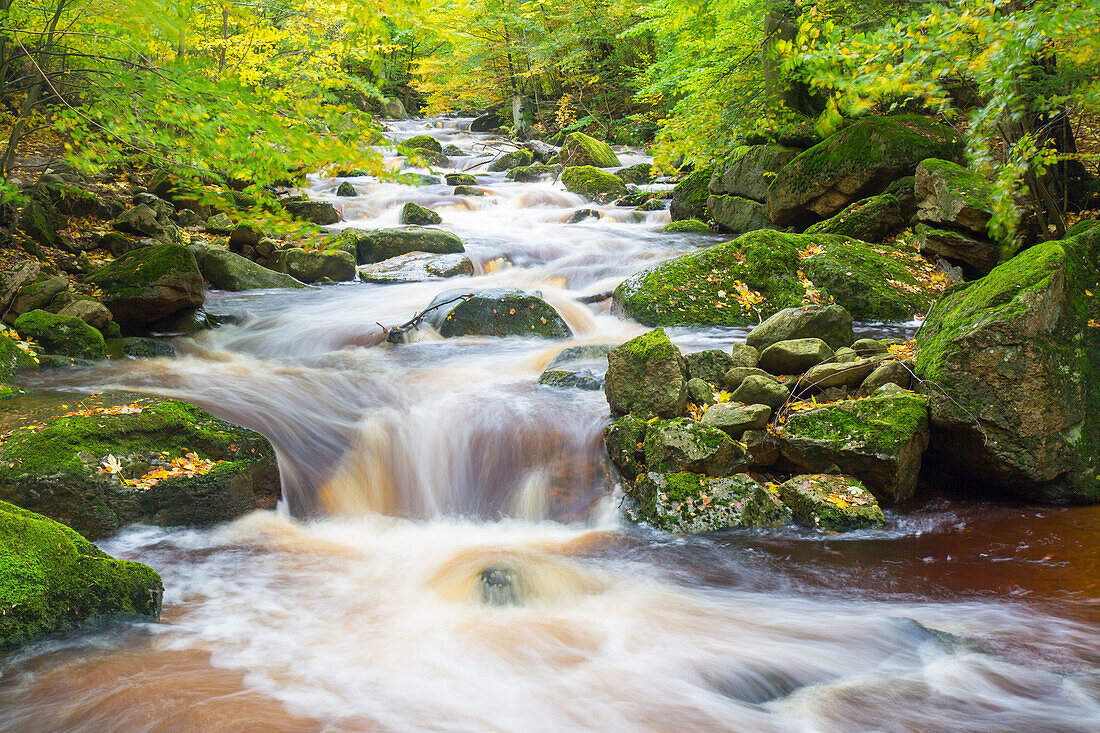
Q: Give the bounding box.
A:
[56,298,113,333]
[423,288,571,339]
[683,349,736,386]
[229,223,265,252]
[446,173,478,186]
[701,402,771,438]
[636,200,664,212]
[630,472,791,533]
[916,224,999,277]
[860,360,912,396]
[686,377,716,406]
[17,200,65,250]
[356,252,474,283]
[915,158,995,238]
[284,200,340,226]
[776,475,885,531]
[267,248,356,283]
[778,394,930,502]
[742,429,780,467]
[729,342,760,368]
[604,328,687,418]
[558,132,621,168]
[566,209,601,224]
[800,357,883,391]
[336,182,357,197]
[663,219,710,233]
[453,185,486,197]
[804,176,917,242]
[331,226,465,265]
[561,166,628,203]
[670,165,715,221]
[722,366,775,392]
[731,375,790,410]
[537,368,603,391]
[13,310,105,359]
[851,338,888,355]
[488,149,535,172]
[8,275,68,322]
[400,202,443,226]
[0,500,162,649]
[114,204,180,244]
[176,208,205,228]
[615,163,652,185]
[709,144,800,202]
[546,344,612,369]
[603,414,648,481]
[707,195,772,233]
[405,149,450,168]
[84,244,204,326]
[834,347,857,363]
[0,262,41,314]
[643,418,747,476]
[403,134,442,152]
[380,98,408,119]
[758,338,834,375]
[746,304,855,351]
[204,212,234,235]
[201,249,306,291]
[442,144,463,156]
[121,337,176,359]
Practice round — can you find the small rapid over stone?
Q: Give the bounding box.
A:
[2,118,1098,732]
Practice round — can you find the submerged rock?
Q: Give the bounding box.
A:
[537,368,603,390]
[423,288,571,339]
[604,328,687,418]
[357,252,474,283]
[776,474,885,531]
[631,472,791,533]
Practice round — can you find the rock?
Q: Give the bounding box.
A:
[332,226,465,265]
[441,144,463,156]
[758,338,834,375]
[0,262,41,313]
[615,163,652,185]
[683,349,736,386]
[380,98,407,119]
[423,288,571,339]
[546,344,612,369]
[403,134,442,153]
[0,334,37,383]
[833,347,857,363]
[17,200,66,250]
[914,229,1100,501]
[0,397,279,539]
[446,173,478,186]
[336,182,357,197]
[267,247,355,283]
[670,165,715,221]
[637,200,664,212]
[0,500,162,649]
[916,224,999,277]
[561,166,628,203]
[133,193,174,221]
[12,310,104,359]
[58,297,113,333]
[801,357,883,390]
[565,209,601,224]
[915,158,995,238]
[201,249,306,291]
[707,195,772,233]
[121,337,176,359]
[746,304,854,351]
[702,402,771,438]
[33,181,105,218]
[731,374,790,410]
[766,115,965,227]
[85,244,204,326]
[537,368,603,390]
[228,223,265,252]
[630,472,790,533]
[804,176,917,242]
[524,139,556,163]
[176,208,205,228]
[778,394,930,502]
[603,414,648,481]
[558,132,621,168]
[722,366,775,391]
[488,149,535,172]
[7,275,68,322]
[400,202,442,225]
[470,112,506,132]
[453,185,486,197]
[604,328,687,418]
[851,338,888,355]
[204,212,234,235]
[405,148,450,168]
[643,418,746,475]
[742,429,780,467]
[686,378,716,406]
[710,144,801,202]
[776,475,885,531]
[663,219,710,233]
[729,342,760,368]
[860,360,911,396]
[114,204,180,244]
[357,252,474,283]
[284,200,340,225]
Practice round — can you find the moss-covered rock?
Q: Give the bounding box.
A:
[536,368,603,390]
[802,356,885,390]
[509,164,563,182]
[1,500,162,649]
[729,343,760,367]
[731,374,790,409]
[0,334,38,385]
[445,173,479,186]
[915,158,994,237]
[707,195,772,233]
[0,397,279,539]
[403,134,442,153]
[670,165,715,221]
[915,224,1000,277]
[603,414,648,481]
[914,229,1100,502]
[560,166,628,203]
[331,226,465,265]
[13,310,105,359]
[683,349,735,386]
[336,181,356,197]
[758,338,834,375]
[776,474,885,531]
[663,219,711,233]
[746,304,854,351]
[84,245,204,327]
[615,163,653,185]
[453,185,486,197]
[630,472,791,533]
[778,393,930,502]
[267,247,355,283]
[400,202,443,226]
[604,328,687,418]
[7,274,69,323]
[488,149,535,172]
[559,132,621,168]
[643,418,747,475]
[284,200,340,226]
[701,402,771,438]
[804,176,917,242]
[357,252,473,283]
[201,249,306,291]
[114,204,182,245]
[710,144,801,202]
[423,288,571,339]
[766,115,964,227]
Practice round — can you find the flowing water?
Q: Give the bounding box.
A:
[1,118,1098,732]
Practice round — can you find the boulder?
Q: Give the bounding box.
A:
[766,115,964,227]
[336,181,357,197]
[403,135,442,153]
[778,393,930,502]
[357,252,474,283]
[916,224,999,277]
[670,165,715,221]
[84,245,204,326]
[722,366,775,391]
[0,397,280,539]
[405,148,450,168]
[488,149,535,172]
[17,200,66,250]
[204,212,234,235]
[423,288,571,339]
[453,185,486,197]
[267,247,355,283]
[801,357,883,390]
[7,274,69,323]
[731,374,790,409]
[547,344,613,369]
[860,360,912,396]
[707,195,772,233]
[228,223,265,252]
[776,474,885,531]
[758,338,834,375]
[914,229,1100,502]
[558,132,621,168]
[561,166,627,203]
[683,349,736,386]
[746,304,854,351]
[851,338,888,355]
[400,202,442,225]
[114,204,181,244]
[729,343,760,368]
[709,144,800,202]
[742,429,780,468]
[687,378,716,405]
[285,200,340,225]
[380,98,408,119]
[537,368,603,391]
[445,173,479,185]
[13,310,105,359]
[701,402,771,438]
[615,163,652,185]
[603,414,648,481]
[663,219,711,233]
[630,472,791,533]
[565,209,601,224]
[201,249,306,291]
[643,418,747,475]
[509,164,563,182]
[804,176,917,242]
[0,500,162,649]
[604,328,687,418]
[332,226,464,265]
[915,158,994,237]
[0,262,41,314]
[0,334,38,383]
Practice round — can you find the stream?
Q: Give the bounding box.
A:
[0,117,1098,732]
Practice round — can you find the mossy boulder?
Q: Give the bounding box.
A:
[0,397,280,539]
[758,338,834,375]
[488,149,535,172]
[687,377,715,405]
[536,368,603,390]
[357,252,474,283]
[509,164,563,182]
[746,304,854,351]
[710,144,801,202]
[643,418,747,476]
[559,132,621,168]
[683,349,736,386]
[201,249,306,291]
[13,310,105,359]
[916,224,1000,277]
[17,200,66,250]
[630,472,791,533]
[0,334,37,384]
[604,328,687,418]
[331,226,465,265]
[446,173,478,186]
[284,200,340,226]
[336,181,356,197]
[729,342,760,367]
[267,247,355,283]
[776,474,885,531]
[56,296,114,332]
[804,176,917,242]
[1,500,162,649]
[914,228,1100,502]
[603,414,648,481]
[114,204,181,245]
[706,195,772,233]
[453,185,486,197]
[400,202,442,226]
[778,393,930,502]
[423,288,571,339]
[731,374,790,409]
[915,159,994,237]
[84,245,204,327]
[766,115,964,227]
[615,163,653,185]
[561,166,628,203]
[670,165,715,221]
[7,274,69,323]
[802,356,885,390]
[403,135,442,153]
[663,219,711,233]
[701,402,771,438]
[403,148,450,168]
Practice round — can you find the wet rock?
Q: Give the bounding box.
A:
[729,343,760,368]
[403,134,442,152]
[558,132,621,168]
[603,414,648,481]
[916,224,999,277]
[201,249,306,291]
[860,360,911,396]
[804,176,917,242]
[380,98,408,119]
[746,304,855,351]
[524,139,557,163]
[561,166,627,203]
[336,181,357,197]
[267,248,356,283]
[442,144,463,156]
[284,200,340,226]
[636,200,664,212]
[445,173,478,186]
[0,500,162,650]
[615,163,652,185]
[731,374,790,410]
[0,334,38,384]
[453,185,486,197]
[776,474,885,531]
[604,328,687,418]
[684,349,736,386]
[644,418,748,475]
[758,338,834,375]
[423,288,571,339]
[687,377,716,406]
[722,366,775,392]
[13,310,104,359]
[488,149,534,172]
[405,148,450,168]
[84,245,205,327]
[357,252,474,283]
[204,212,234,235]
[778,394,930,502]
[564,209,601,224]
[630,472,791,533]
[546,344,612,369]
[333,226,465,265]
[663,219,710,233]
[400,202,442,226]
[478,566,526,606]
[702,402,771,438]
[121,337,176,359]
[537,368,603,390]
[670,165,714,221]
[470,112,506,132]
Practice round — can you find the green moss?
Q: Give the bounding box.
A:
[1,500,162,649]
[13,310,106,359]
[670,165,716,220]
[488,149,534,172]
[776,475,885,531]
[85,244,199,301]
[0,335,38,383]
[783,394,928,455]
[560,166,628,202]
[803,176,915,241]
[560,132,621,168]
[630,471,790,533]
[403,135,442,152]
[663,219,711,232]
